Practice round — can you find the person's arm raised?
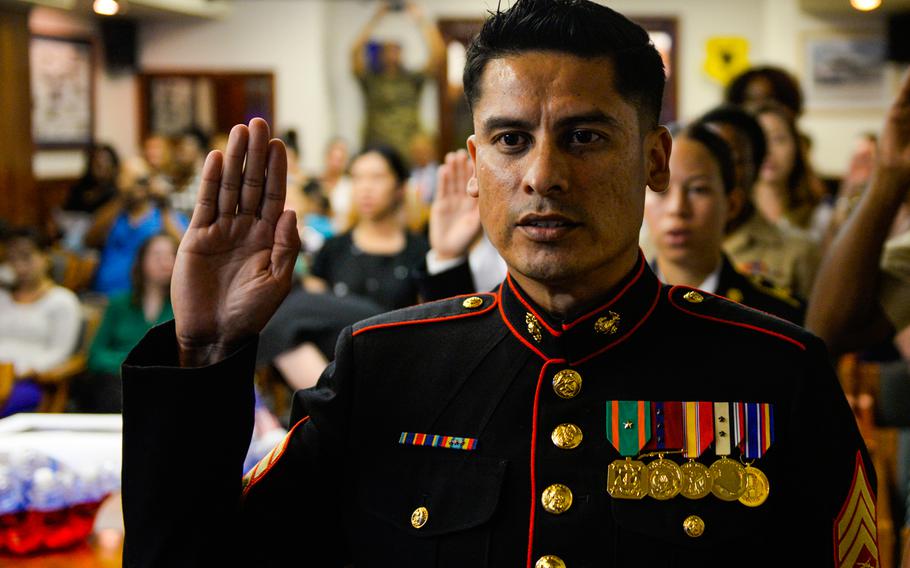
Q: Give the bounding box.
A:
[173,118,300,367]
[806,71,910,355]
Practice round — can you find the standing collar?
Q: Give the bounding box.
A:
[497,251,662,365]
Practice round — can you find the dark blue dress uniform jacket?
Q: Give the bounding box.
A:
[121,255,877,568]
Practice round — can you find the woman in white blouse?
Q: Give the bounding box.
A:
[0,228,81,417]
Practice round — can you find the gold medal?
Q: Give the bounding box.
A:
[679,460,713,500]
[708,457,745,501]
[647,455,682,500]
[738,465,770,507]
[607,457,649,499]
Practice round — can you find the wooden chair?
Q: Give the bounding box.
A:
[32,298,106,413]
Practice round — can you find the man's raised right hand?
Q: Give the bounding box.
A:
[172,118,300,367]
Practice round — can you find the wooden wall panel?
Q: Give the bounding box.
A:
[0,5,37,227]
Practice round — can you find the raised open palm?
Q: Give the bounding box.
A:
[880,70,910,186]
[429,149,481,260]
[173,118,300,366]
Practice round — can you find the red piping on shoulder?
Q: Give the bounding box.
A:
[352,293,498,337]
[668,286,806,351]
[242,415,310,497]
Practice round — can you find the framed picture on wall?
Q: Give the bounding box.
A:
[30,35,94,148]
[635,16,679,125]
[801,31,889,110]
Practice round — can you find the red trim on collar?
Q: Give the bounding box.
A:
[570,275,661,365]
[352,293,498,337]
[668,286,806,351]
[505,253,647,337]
[507,274,563,337]
[498,286,550,361]
[563,256,646,331]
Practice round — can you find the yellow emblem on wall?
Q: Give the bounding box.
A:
[704,37,750,86]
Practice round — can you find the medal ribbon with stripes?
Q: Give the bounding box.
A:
[606,400,652,456]
[743,402,774,459]
[682,401,714,459]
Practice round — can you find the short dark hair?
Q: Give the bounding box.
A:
[463,0,666,130]
[670,122,736,195]
[356,144,410,186]
[697,104,767,177]
[725,65,804,118]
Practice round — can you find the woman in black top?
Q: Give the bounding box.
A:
[305,144,428,311]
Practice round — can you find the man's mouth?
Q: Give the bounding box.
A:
[517,215,580,241]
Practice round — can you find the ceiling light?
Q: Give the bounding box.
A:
[850,0,882,11]
[93,0,120,16]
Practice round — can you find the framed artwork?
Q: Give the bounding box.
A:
[138,71,275,142]
[636,16,679,125]
[30,35,94,148]
[801,31,889,110]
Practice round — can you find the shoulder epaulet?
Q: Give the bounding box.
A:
[352,292,498,337]
[666,286,810,351]
[744,273,804,309]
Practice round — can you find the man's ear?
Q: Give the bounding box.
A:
[645,126,672,193]
[466,135,480,198]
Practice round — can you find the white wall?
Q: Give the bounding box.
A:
[140,0,330,173]
[29,0,902,179]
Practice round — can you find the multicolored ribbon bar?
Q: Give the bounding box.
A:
[743,403,774,459]
[644,401,683,451]
[399,432,478,451]
[606,400,651,456]
[682,401,714,459]
[731,402,747,450]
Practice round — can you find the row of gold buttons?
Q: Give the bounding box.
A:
[537,369,584,566]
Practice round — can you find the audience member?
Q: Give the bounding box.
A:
[142,133,174,183]
[56,144,121,252]
[168,127,208,217]
[753,102,831,244]
[644,122,804,323]
[305,144,428,311]
[85,158,188,296]
[697,104,819,299]
[725,64,804,119]
[72,233,177,413]
[807,71,910,567]
[320,137,354,233]
[0,228,81,417]
[351,0,445,160]
[409,130,439,205]
[279,129,306,190]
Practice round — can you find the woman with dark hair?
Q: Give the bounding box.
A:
[0,228,82,417]
[57,144,121,251]
[77,233,177,412]
[304,144,428,311]
[753,102,831,243]
[725,65,804,119]
[644,123,805,324]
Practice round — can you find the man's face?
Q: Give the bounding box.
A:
[467,52,670,295]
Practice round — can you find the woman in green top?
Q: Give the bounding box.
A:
[76,233,177,412]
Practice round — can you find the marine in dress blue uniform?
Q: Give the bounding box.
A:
[120,1,877,567]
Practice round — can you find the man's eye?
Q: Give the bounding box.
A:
[570,130,602,145]
[498,133,526,147]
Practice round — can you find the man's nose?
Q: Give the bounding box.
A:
[521,140,569,196]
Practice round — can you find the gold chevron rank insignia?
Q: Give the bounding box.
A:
[834,451,879,568]
[241,417,309,495]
